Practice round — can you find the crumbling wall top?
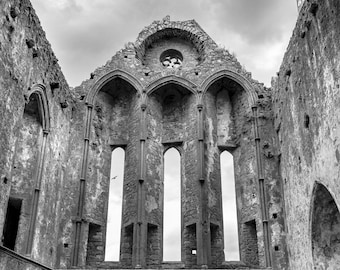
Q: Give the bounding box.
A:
[134,15,218,64]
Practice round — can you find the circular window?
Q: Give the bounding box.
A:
[160,49,183,69]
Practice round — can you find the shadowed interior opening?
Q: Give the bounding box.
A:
[311,183,340,268]
[2,197,22,250]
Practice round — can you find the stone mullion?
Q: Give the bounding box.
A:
[252,105,272,267]
[71,104,93,266]
[25,129,49,255]
[134,102,147,268]
[196,103,208,267]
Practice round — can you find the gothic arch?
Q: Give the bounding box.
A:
[146,75,198,96]
[73,70,142,266]
[200,69,258,107]
[201,69,271,266]
[86,69,143,106]
[6,83,51,254]
[163,144,182,155]
[310,182,340,269]
[25,83,50,132]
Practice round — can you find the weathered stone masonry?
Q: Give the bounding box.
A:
[273,0,340,269]
[1,0,340,269]
[0,0,73,269]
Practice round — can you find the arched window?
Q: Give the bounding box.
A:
[105,147,125,261]
[311,183,340,268]
[3,92,44,253]
[163,147,181,261]
[220,151,239,261]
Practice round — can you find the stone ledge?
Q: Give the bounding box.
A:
[56,262,270,269]
[55,268,271,270]
[0,245,52,270]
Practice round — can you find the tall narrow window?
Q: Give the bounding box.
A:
[220,151,239,261]
[105,147,125,261]
[163,148,181,261]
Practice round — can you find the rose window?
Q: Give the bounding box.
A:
[160,49,183,69]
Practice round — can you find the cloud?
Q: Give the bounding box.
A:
[203,0,297,84]
[31,0,297,86]
[211,0,297,44]
[32,0,82,12]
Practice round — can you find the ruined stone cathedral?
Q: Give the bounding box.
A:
[0,0,339,269]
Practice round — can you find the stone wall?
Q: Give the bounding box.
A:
[144,38,200,72]
[0,0,73,268]
[272,0,340,269]
[0,246,52,270]
[45,14,286,269]
[0,0,302,269]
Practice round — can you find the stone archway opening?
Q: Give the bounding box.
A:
[84,77,139,266]
[204,76,261,267]
[311,183,340,269]
[147,82,194,266]
[3,92,44,254]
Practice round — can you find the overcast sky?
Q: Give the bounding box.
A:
[30,0,298,87]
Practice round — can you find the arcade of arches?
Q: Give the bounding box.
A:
[1,1,340,270]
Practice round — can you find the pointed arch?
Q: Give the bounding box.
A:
[202,69,271,266]
[3,84,50,254]
[74,69,142,266]
[146,75,198,96]
[86,69,143,106]
[200,69,258,107]
[310,182,340,269]
[26,84,50,132]
[24,84,50,254]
